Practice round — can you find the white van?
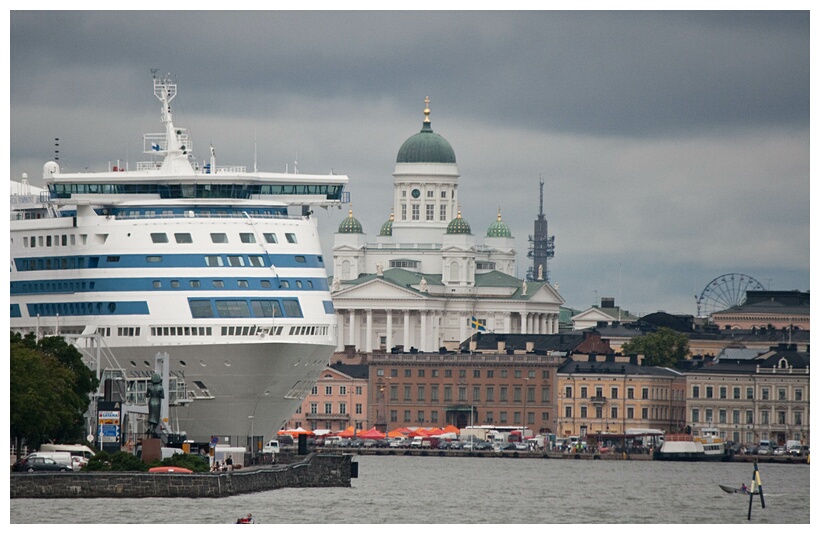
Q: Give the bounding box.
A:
[262,440,280,454]
[39,443,95,461]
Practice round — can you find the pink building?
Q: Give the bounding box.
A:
[284,363,370,433]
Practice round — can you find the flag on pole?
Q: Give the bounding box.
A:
[471,316,486,331]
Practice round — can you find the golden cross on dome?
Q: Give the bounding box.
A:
[424,96,431,123]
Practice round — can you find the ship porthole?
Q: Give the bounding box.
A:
[199,360,206,367]
[179,360,186,366]
[144,361,151,367]
[224,360,231,367]
[130,361,137,367]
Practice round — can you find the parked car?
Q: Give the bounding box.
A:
[773,446,787,456]
[514,442,529,451]
[14,456,71,472]
[790,445,809,457]
[349,439,364,448]
[756,446,771,455]
[475,441,494,451]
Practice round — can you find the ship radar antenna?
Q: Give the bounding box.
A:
[538,174,544,217]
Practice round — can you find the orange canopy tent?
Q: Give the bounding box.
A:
[408,428,431,437]
[387,429,406,438]
[336,426,356,438]
[357,427,386,440]
[442,424,460,434]
[278,427,315,438]
[427,428,446,436]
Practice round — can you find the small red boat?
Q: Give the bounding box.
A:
[148,466,193,474]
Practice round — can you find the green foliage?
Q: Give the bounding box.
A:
[10,333,100,450]
[620,327,690,367]
[151,453,210,473]
[85,450,148,472]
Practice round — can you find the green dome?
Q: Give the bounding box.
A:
[487,210,512,238]
[396,98,456,164]
[338,209,363,234]
[446,211,472,235]
[379,213,394,236]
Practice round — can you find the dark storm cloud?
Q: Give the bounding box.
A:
[8,10,810,315]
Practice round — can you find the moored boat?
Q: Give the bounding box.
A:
[10,72,349,443]
[653,427,731,462]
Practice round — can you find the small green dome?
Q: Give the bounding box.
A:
[396,97,456,164]
[487,210,512,238]
[446,210,472,235]
[379,212,394,236]
[338,209,363,234]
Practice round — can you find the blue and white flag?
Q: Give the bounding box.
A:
[151,143,161,151]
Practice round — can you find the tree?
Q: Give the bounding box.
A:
[10,333,99,460]
[620,327,690,367]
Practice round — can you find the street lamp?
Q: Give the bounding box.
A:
[248,415,255,460]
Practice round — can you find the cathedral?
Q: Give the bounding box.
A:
[331,99,564,353]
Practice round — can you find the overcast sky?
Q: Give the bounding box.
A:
[7,10,811,317]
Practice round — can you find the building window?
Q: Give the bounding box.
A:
[474,370,481,378]
[733,387,741,400]
[564,406,572,418]
[405,369,412,377]
[440,204,447,221]
[705,386,713,399]
[310,403,317,414]
[418,386,425,401]
[746,387,754,400]
[692,386,700,399]
[458,387,467,402]
[418,369,425,377]
[627,407,634,419]
[541,387,549,403]
[761,388,769,401]
[401,204,406,220]
[719,387,727,399]
[473,386,480,402]
[486,387,494,402]
[444,386,452,402]
[580,406,588,418]
[627,387,634,400]
[692,408,700,423]
[745,410,754,424]
[611,406,618,419]
[486,412,494,424]
[500,387,508,402]
[719,409,727,424]
[445,370,452,378]
[487,370,494,378]
[610,387,618,400]
[404,410,411,423]
[431,411,438,423]
[339,386,346,396]
[642,387,649,400]
[794,412,803,425]
[642,407,648,419]
[356,403,362,414]
[418,411,425,423]
[431,385,439,402]
[732,410,740,424]
[432,369,439,378]
[580,386,588,399]
[777,411,786,425]
[390,410,397,422]
[565,386,572,399]
[426,204,434,220]
[404,385,411,401]
[778,388,787,401]
[339,403,346,415]
[542,370,549,379]
[513,387,522,403]
[705,408,713,423]
[325,386,332,395]
[412,205,419,220]
[795,388,802,401]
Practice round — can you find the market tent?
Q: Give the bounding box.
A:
[408,428,431,437]
[427,428,445,436]
[357,427,386,439]
[442,425,460,434]
[387,430,406,438]
[336,426,356,438]
[278,427,314,438]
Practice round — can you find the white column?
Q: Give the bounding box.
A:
[365,309,373,353]
[348,309,357,350]
[420,311,428,353]
[386,310,393,352]
[552,313,559,334]
[504,313,512,333]
[403,309,411,351]
[520,312,527,334]
[336,312,345,351]
[540,314,547,335]
[459,312,467,344]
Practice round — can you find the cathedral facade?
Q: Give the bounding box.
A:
[331,99,564,353]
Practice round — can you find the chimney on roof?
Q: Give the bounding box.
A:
[629,353,638,365]
[589,352,597,362]
[606,353,615,363]
[601,297,615,308]
[497,341,506,353]
[526,342,535,353]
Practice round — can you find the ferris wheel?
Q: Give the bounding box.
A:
[696,273,765,317]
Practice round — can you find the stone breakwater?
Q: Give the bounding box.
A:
[10,453,354,499]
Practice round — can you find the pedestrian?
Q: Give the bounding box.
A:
[226,455,233,472]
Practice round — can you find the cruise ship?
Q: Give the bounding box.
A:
[10,73,348,443]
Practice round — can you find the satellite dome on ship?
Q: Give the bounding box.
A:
[338,209,364,234]
[396,97,456,164]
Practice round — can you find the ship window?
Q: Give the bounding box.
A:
[295,280,303,288]
[151,233,169,243]
[146,256,162,263]
[213,280,225,288]
[210,233,229,243]
[46,236,52,247]
[205,256,224,267]
[174,233,193,243]
[153,280,162,289]
[260,280,271,288]
[286,233,297,244]
[61,235,67,246]
[237,280,249,288]
[282,299,303,317]
[215,300,251,318]
[189,300,214,318]
[280,280,289,288]
[307,280,313,288]
[227,256,245,267]
[107,256,120,263]
[240,233,256,243]
[249,256,264,267]
[190,280,201,288]
[294,255,306,263]
[323,301,335,314]
[171,280,180,288]
[251,300,282,317]
[263,233,278,244]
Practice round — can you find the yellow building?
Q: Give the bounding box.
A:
[556,353,686,438]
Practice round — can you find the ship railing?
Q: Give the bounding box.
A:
[113,210,303,220]
[664,434,694,442]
